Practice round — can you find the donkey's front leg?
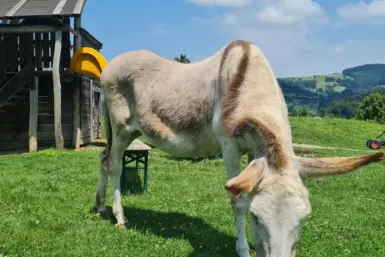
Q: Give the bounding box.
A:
[221,139,251,257]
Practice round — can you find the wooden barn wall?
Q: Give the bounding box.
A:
[80,76,92,144]
[93,80,102,139]
[37,76,74,147]
[80,76,102,145]
[0,31,71,74]
[0,85,29,151]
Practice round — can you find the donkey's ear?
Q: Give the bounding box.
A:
[225,160,265,200]
[297,152,385,179]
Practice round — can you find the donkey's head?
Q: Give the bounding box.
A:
[225,152,385,257]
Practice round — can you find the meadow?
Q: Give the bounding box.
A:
[1,117,385,257]
[301,73,346,92]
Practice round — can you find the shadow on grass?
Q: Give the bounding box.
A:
[164,154,223,163]
[87,141,107,148]
[104,206,242,257]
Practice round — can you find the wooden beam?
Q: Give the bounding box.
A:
[52,30,64,150]
[74,16,81,52]
[29,76,38,152]
[90,79,94,141]
[0,24,78,36]
[5,0,29,17]
[72,76,81,149]
[0,63,31,108]
[98,91,102,139]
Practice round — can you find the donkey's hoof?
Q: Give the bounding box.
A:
[99,209,109,220]
[95,209,109,220]
[115,222,129,229]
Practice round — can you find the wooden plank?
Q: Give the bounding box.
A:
[38,140,72,147]
[29,76,38,152]
[61,31,70,70]
[60,17,71,71]
[0,141,27,151]
[0,37,6,72]
[50,32,55,66]
[73,0,86,15]
[7,35,18,72]
[52,0,69,15]
[19,33,28,67]
[0,132,27,141]
[42,33,49,68]
[52,30,63,150]
[80,136,91,145]
[35,33,42,70]
[26,32,33,70]
[79,28,103,50]
[74,16,81,51]
[81,130,92,138]
[5,0,29,17]
[0,24,78,36]
[39,124,72,132]
[38,113,73,123]
[98,92,102,139]
[37,131,73,141]
[0,63,31,108]
[90,79,93,140]
[72,76,81,149]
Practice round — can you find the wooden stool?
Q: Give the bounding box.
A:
[121,139,152,194]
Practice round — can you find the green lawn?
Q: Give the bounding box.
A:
[1,118,385,256]
[290,117,385,149]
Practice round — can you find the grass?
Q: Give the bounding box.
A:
[1,118,385,256]
[290,116,385,149]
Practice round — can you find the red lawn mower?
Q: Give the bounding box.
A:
[366,131,385,149]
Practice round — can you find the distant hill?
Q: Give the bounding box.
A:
[342,64,385,86]
[278,63,385,115]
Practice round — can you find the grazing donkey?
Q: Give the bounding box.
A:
[96,40,385,257]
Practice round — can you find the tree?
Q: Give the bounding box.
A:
[174,54,190,63]
[290,106,309,117]
[356,92,385,123]
[324,76,336,82]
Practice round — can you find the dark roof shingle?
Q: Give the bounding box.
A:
[0,0,86,19]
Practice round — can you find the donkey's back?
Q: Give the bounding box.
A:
[100,49,228,157]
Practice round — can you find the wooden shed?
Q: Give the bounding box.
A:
[0,0,104,153]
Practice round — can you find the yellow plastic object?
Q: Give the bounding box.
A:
[69,47,108,81]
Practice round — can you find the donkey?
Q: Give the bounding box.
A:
[95,39,385,257]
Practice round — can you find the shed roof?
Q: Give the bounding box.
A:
[0,0,87,19]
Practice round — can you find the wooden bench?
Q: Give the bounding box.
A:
[120,139,151,194]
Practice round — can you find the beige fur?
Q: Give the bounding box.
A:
[95,39,385,257]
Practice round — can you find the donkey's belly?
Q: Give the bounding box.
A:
[141,128,222,157]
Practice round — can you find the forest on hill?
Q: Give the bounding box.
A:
[279,64,385,119]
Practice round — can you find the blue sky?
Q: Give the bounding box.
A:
[81,0,385,77]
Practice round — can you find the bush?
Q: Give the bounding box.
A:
[356,92,385,124]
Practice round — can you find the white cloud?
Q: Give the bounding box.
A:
[256,0,327,25]
[185,0,251,7]
[337,0,385,20]
[189,1,385,77]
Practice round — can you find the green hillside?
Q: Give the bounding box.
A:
[343,64,385,86]
[299,73,346,92]
[278,63,385,116]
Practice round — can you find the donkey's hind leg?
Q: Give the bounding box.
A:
[95,149,110,219]
[97,130,139,228]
